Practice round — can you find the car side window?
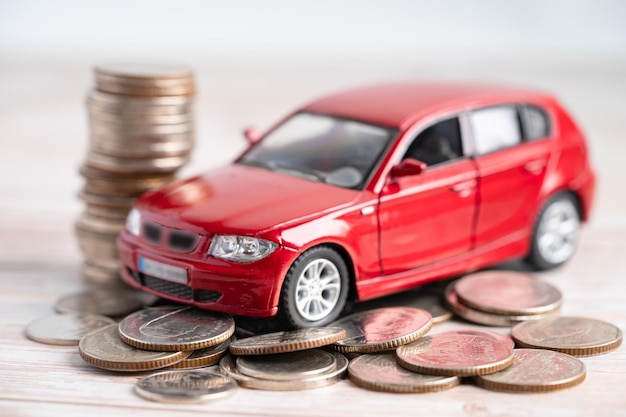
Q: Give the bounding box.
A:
[521,104,551,140]
[470,106,522,155]
[402,117,463,167]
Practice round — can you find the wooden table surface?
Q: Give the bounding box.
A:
[1,61,625,417]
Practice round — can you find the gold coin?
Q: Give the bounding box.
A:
[167,338,233,370]
[119,306,235,352]
[219,351,348,391]
[229,327,346,355]
[396,331,514,377]
[444,281,559,326]
[511,316,623,357]
[135,370,236,403]
[331,307,432,353]
[348,353,460,393]
[79,324,190,371]
[475,349,586,393]
[454,271,562,316]
[25,313,114,345]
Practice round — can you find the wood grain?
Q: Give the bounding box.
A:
[1,62,625,417]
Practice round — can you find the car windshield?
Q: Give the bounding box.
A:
[238,112,396,189]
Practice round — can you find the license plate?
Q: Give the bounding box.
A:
[138,257,188,284]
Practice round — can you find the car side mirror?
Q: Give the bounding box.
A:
[389,159,427,178]
[243,127,262,145]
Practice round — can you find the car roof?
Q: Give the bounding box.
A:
[301,82,554,130]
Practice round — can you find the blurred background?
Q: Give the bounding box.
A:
[1,0,625,266]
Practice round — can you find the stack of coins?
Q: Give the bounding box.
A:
[222,327,348,390]
[76,63,195,284]
[79,306,234,372]
[444,270,562,326]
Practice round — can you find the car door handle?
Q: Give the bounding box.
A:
[524,160,546,175]
[450,179,476,198]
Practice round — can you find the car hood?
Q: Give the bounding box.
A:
[136,164,360,234]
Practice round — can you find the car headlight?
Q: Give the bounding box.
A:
[209,235,278,263]
[125,208,141,237]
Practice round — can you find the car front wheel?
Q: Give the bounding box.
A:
[280,246,349,329]
[527,192,581,270]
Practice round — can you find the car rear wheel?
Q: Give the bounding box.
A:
[280,246,349,329]
[527,192,581,270]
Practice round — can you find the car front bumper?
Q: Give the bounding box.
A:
[117,231,295,317]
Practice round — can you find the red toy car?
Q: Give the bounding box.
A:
[118,82,595,328]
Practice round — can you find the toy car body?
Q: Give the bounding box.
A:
[118,82,595,328]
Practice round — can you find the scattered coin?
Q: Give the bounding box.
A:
[167,337,233,370]
[511,316,623,357]
[348,353,460,393]
[135,370,237,403]
[475,349,586,393]
[357,293,452,324]
[454,271,562,316]
[330,307,432,353]
[449,329,515,350]
[396,331,514,377]
[444,281,558,326]
[25,313,114,345]
[118,306,235,351]
[228,327,346,356]
[79,323,191,371]
[55,288,157,317]
[235,349,336,381]
[220,351,348,391]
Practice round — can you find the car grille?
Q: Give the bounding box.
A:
[142,221,201,253]
[128,268,222,304]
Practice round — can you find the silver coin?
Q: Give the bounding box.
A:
[85,151,190,174]
[135,370,236,403]
[168,337,233,370]
[220,351,348,391]
[90,121,194,135]
[475,349,586,393]
[95,62,193,79]
[229,327,346,355]
[87,91,193,115]
[119,306,235,351]
[357,293,452,324]
[236,349,336,381]
[55,288,157,317]
[330,307,433,353]
[89,109,194,125]
[348,353,460,393]
[444,281,559,326]
[25,313,115,345]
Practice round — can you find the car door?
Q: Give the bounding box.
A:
[469,105,552,247]
[378,117,479,275]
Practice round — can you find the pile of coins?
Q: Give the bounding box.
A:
[76,63,195,285]
[23,270,623,402]
[444,270,562,326]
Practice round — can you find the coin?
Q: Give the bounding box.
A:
[451,329,515,349]
[229,327,346,355]
[79,324,191,371]
[119,306,235,351]
[348,353,460,393]
[475,349,586,393]
[134,370,236,403]
[25,313,114,345]
[55,288,157,317]
[220,351,348,391]
[330,307,432,353]
[444,281,558,326]
[356,293,452,324]
[167,338,233,370]
[395,331,514,377]
[511,316,623,357]
[454,271,562,316]
[235,349,336,381]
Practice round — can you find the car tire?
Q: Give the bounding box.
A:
[280,246,349,329]
[526,192,581,270]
